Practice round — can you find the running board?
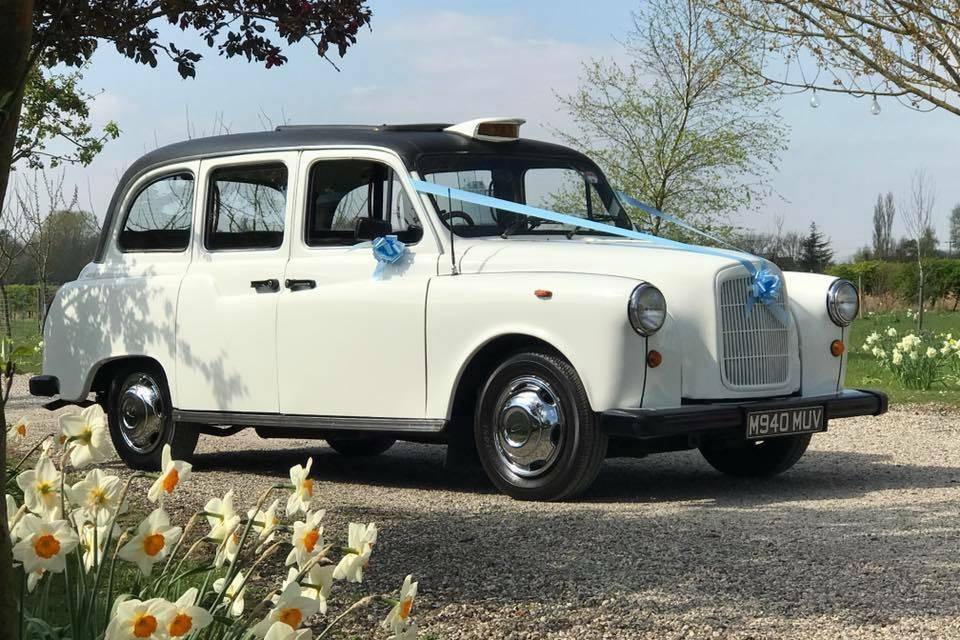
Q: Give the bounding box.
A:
[172,409,447,434]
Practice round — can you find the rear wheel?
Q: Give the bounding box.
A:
[106,365,198,470]
[699,434,811,477]
[474,350,607,501]
[326,435,396,457]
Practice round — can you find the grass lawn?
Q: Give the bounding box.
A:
[10,317,42,375]
[845,310,960,406]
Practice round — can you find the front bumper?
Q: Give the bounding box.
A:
[601,389,888,440]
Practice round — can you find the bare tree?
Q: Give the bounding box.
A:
[710,1,960,115]
[901,169,936,329]
[872,192,896,259]
[0,185,29,337]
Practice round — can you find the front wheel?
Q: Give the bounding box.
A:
[106,366,198,470]
[699,434,811,477]
[475,350,607,501]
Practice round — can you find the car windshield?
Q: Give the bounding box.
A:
[417,154,634,238]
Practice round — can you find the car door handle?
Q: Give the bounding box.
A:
[250,278,280,293]
[285,278,316,292]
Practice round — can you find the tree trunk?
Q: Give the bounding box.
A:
[0,2,34,637]
[917,262,925,332]
[0,282,12,340]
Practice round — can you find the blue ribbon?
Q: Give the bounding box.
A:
[409,179,787,324]
[372,234,406,279]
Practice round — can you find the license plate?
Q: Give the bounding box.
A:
[746,406,824,440]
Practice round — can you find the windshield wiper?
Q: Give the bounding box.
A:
[501,218,540,239]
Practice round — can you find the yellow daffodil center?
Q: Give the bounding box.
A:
[169,613,193,636]
[33,534,60,559]
[133,614,158,638]
[163,469,179,494]
[399,597,413,620]
[90,487,108,507]
[36,481,54,495]
[143,533,165,557]
[303,529,319,553]
[301,479,314,496]
[15,423,26,436]
[278,608,303,628]
[78,427,92,444]
[58,434,67,445]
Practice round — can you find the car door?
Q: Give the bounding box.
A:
[176,151,298,412]
[276,149,441,418]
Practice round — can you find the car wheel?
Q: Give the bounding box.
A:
[475,350,607,501]
[326,435,396,457]
[699,434,811,477]
[106,365,198,470]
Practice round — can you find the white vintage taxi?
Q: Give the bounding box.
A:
[31,118,887,500]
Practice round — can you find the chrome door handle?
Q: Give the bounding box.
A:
[285,279,316,292]
[250,279,280,293]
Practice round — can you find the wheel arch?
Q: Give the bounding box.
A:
[89,355,170,403]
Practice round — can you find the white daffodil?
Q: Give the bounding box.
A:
[892,349,904,365]
[147,444,192,503]
[213,570,247,617]
[117,508,183,576]
[7,417,28,444]
[887,327,898,337]
[383,574,418,633]
[72,509,114,572]
[6,494,26,543]
[59,405,112,468]
[252,582,322,638]
[304,565,335,613]
[332,522,377,583]
[388,621,419,640]
[285,510,325,569]
[17,454,61,517]
[286,458,315,515]
[26,568,45,593]
[166,588,213,638]
[205,489,238,541]
[67,468,125,518]
[213,515,243,568]
[249,498,281,547]
[104,597,175,640]
[926,347,938,358]
[263,621,313,640]
[12,514,80,574]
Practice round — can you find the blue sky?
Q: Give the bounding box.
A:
[47,0,960,259]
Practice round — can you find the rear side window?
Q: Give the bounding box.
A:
[206,164,287,250]
[118,173,194,251]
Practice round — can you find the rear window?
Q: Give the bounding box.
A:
[205,164,287,250]
[118,173,194,251]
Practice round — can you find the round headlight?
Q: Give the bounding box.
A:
[628,283,666,336]
[827,279,859,326]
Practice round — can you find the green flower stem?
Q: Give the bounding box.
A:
[157,512,198,590]
[316,594,384,639]
[8,435,51,475]
[88,472,143,626]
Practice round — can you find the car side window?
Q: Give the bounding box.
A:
[206,163,287,251]
[305,160,423,247]
[118,173,194,251]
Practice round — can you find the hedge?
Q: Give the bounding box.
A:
[828,259,960,307]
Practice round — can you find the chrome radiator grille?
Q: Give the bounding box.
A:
[718,274,790,388]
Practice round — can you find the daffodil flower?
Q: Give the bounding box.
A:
[104,597,175,640]
[276,566,334,613]
[7,417,28,445]
[252,582,322,638]
[383,574,418,633]
[332,522,377,583]
[263,621,313,640]
[204,489,238,540]
[285,510,325,569]
[388,621,419,640]
[147,444,192,503]
[249,498,281,547]
[167,588,213,638]
[72,509,114,572]
[213,570,247,617]
[6,494,26,543]
[59,405,112,468]
[286,458,315,515]
[26,568,45,593]
[11,514,80,574]
[67,468,125,518]
[16,453,61,517]
[214,515,243,568]
[118,508,183,576]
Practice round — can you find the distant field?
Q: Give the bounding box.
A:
[10,317,42,374]
[845,311,960,406]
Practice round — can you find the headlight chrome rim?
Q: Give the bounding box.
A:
[628,283,666,336]
[827,279,859,327]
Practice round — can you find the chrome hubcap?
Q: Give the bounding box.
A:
[117,373,165,454]
[494,376,565,477]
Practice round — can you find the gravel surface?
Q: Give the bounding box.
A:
[8,375,960,639]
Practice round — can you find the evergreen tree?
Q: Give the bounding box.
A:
[799,222,834,272]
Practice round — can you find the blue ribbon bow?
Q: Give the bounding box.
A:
[372,235,406,280]
[746,268,782,315]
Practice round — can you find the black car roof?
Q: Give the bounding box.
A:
[95,124,597,262]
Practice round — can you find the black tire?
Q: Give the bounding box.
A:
[106,364,198,470]
[699,434,811,477]
[326,435,396,457]
[475,350,607,501]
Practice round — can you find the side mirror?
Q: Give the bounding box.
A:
[355,217,392,241]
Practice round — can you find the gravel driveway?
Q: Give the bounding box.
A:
[9,376,960,639]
